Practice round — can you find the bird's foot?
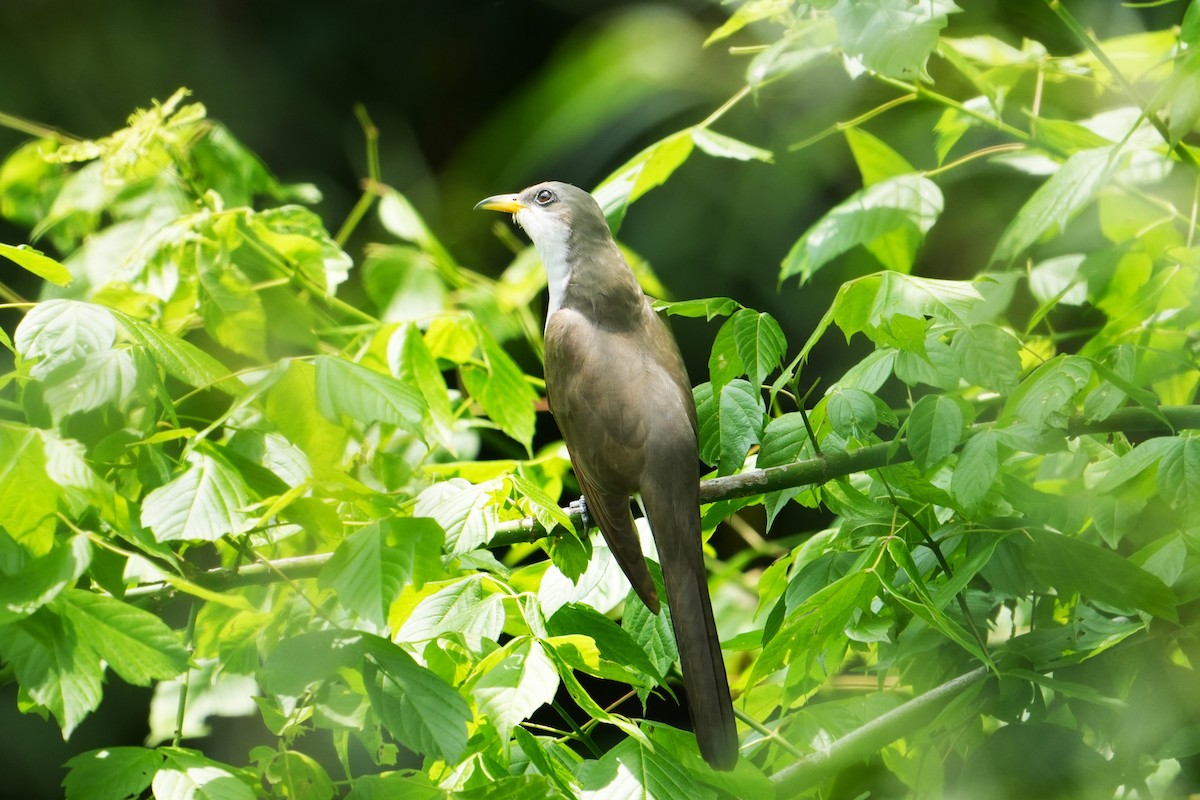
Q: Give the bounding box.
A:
[569,497,592,531]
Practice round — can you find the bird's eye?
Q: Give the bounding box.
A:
[534,188,556,206]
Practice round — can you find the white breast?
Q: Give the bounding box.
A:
[515,208,571,324]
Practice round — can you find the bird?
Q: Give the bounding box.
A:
[475,181,738,770]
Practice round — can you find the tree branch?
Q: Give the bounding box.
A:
[125,405,1200,601]
[770,666,990,794]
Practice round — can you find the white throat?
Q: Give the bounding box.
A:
[516,209,571,326]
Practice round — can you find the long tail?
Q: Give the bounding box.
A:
[641,463,738,770]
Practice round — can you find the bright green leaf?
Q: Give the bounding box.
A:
[781,175,943,284]
[58,589,188,685]
[140,449,255,542]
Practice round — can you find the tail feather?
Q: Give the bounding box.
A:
[641,472,738,770]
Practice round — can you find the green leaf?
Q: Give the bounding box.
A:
[152,749,256,800]
[751,570,878,687]
[197,264,267,360]
[247,205,352,294]
[363,635,472,762]
[825,388,880,440]
[781,175,943,284]
[1093,437,1176,494]
[15,299,116,379]
[695,380,764,475]
[140,449,255,542]
[0,241,72,286]
[41,349,139,422]
[747,18,839,86]
[259,629,361,696]
[1157,436,1200,518]
[413,478,504,554]
[256,750,334,800]
[731,308,787,389]
[992,147,1116,263]
[0,533,90,624]
[394,575,506,646]
[951,430,999,513]
[845,127,915,186]
[471,637,559,743]
[548,603,665,682]
[622,563,678,679]
[691,127,773,163]
[388,323,454,444]
[906,394,970,471]
[1001,355,1093,429]
[63,747,164,800]
[800,272,983,364]
[593,130,694,232]
[314,355,427,440]
[58,589,188,685]
[833,0,961,80]
[1021,527,1177,621]
[0,608,104,737]
[0,422,63,553]
[320,518,444,626]
[655,296,740,320]
[757,413,818,527]
[578,735,717,800]
[112,310,242,395]
[461,328,536,451]
[952,324,1022,392]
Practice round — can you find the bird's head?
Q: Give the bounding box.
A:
[474,181,609,254]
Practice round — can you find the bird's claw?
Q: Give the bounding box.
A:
[569,497,592,531]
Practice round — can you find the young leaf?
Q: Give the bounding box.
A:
[461,328,536,452]
[140,449,256,542]
[314,355,427,440]
[471,637,559,743]
[0,242,72,286]
[731,308,787,389]
[781,175,943,284]
[593,130,694,232]
[691,127,774,163]
[363,635,472,763]
[845,127,915,186]
[58,589,189,685]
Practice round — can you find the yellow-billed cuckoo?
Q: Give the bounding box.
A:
[475,181,738,770]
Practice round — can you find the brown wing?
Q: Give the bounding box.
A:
[544,307,659,611]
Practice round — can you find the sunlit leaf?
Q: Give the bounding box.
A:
[140,449,255,542]
[0,241,72,286]
[363,635,472,762]
[834,0,961,80]
[314,355,427,440]
[992,147,1115,264]
[781,175,943,284]
[58,589,188,685]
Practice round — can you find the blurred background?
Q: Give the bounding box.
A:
[0,1,1185,796]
